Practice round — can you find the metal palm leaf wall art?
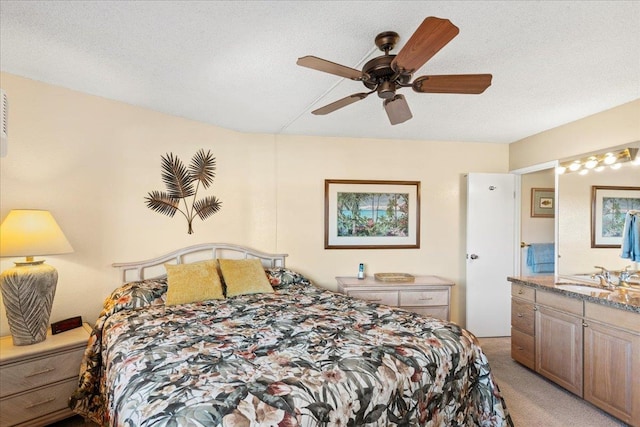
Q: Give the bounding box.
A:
[145,149,222,234]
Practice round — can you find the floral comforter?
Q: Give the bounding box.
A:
[70,268,512,427]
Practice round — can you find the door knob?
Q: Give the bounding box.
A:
[470,254,479,260]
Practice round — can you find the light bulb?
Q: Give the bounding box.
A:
[579,169,589,175]
[556,166,567,174]
[610,163,622,170]
[603,153,616,165]
[584,157,598,169]
[569,161,582,172]
[594,166,605,172]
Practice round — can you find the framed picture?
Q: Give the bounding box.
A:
[591,185,640,248]
[531,188,555,218]
[324,179,420,249]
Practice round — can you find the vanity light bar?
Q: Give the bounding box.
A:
[556,147,639,175]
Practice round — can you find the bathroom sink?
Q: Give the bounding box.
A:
[555,284,612,295]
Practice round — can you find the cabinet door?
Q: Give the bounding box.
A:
[535,306,583,397]
[584,321,640,426]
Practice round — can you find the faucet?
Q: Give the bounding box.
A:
[618,266,639,288]
[592,266,615,290]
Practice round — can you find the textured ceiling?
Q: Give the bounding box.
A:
[1,1,638,144]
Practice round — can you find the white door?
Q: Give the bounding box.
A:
[466,173,516,337]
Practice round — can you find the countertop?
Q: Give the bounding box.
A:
[507,276,640,314]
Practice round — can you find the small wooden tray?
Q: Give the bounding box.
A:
[374,273,415,283]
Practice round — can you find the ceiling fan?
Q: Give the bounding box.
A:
[297,17,492,125]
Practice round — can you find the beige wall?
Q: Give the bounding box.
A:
[509,99,640,170]
[0,73,510,335]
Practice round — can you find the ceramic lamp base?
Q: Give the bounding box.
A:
[0,262,57,346]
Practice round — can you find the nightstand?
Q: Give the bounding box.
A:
[336,275,454,321]
[0,323,91,427]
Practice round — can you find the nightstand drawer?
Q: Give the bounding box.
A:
[347,290,398,306]
[0,347,84,398]
[399,290,449,307]
[0,378,76,426]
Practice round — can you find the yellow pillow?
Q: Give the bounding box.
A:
[164,260,224,306]
[219,258,273,297]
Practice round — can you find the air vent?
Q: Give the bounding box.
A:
[1,89,7,157]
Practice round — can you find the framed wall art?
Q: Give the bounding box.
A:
[530,188,555,218]
[324,179,420,249]
[591,185,640,248]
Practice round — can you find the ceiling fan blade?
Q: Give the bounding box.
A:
[311,93,370,115]
[297,56,364,81]
[391,17,459,74]
[384,94,413,125]
[412,74,493,94]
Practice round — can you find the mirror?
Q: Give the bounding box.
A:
[557,142,640,277]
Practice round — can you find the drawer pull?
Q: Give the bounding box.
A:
[517,346,524,350]
[25,367,55,377]
[517,313,523,318]
[518,289,524,295]
[26,397,56,408]
[419,297,434,301]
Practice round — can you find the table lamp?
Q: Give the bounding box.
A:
[0,210,73,345]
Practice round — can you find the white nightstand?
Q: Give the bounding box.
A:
[0,323,91,427]
[336,275,454,321]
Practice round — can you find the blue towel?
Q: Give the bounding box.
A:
[621,212,640,262]
[527,243,555,273]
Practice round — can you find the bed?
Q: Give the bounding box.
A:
[70,243,513,426]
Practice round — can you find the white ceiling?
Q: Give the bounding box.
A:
[1,1,638,144]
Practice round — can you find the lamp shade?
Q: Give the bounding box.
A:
[0,210,73,258]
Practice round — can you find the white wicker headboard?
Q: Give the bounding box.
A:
[112,243,288,283]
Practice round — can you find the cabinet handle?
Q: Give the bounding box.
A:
[517,313,523,317]
[582,322,589,327]
[533,306,538,311]
[26,397,56,408]
[517,346,524,350]
[518,289,524,295]
[419,297,434,301]
[25,367,55,377]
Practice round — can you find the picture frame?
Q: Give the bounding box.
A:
[324,179,420,249]
[531,188,555,218]
[591,185,640,248]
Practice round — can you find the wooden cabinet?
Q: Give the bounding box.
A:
[583,302,640,426]
[510,284,535,369]
[509,282,640,426]
[336,275,454,321]
[535,304,583,397]
[534,289,584,397]
[0,324,91,427]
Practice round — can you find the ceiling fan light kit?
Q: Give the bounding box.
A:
[297,16,492,125]
[385,94,413,125]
